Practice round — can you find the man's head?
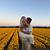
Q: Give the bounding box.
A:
[27,17,32,24]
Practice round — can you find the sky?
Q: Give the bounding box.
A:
[0,0,50,26]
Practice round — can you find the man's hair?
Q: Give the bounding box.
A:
[27,17,32,23]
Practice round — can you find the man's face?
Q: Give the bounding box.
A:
[26,19,30,24]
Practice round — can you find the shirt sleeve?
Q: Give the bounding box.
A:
[29,25,32,32]
[29,25,32,34]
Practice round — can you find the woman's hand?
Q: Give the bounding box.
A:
[23,19,29,27]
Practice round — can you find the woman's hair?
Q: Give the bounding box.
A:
[21,16,25,19]
[27,17,32,23]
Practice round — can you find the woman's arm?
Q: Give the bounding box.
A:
[23,19,29,27]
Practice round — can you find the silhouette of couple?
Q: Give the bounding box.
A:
[19,16,34,50]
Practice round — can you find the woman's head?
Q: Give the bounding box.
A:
[21,16,26,19]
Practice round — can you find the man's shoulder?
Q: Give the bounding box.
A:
[29,25,32,28]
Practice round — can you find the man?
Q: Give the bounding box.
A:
[19,16,34,50]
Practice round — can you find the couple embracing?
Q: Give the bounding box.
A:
[19,16,34,50]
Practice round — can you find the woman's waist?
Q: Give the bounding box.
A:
[20,31,31,35]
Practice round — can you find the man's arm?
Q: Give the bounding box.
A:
[20,28,30,34]
[22,25,32,34]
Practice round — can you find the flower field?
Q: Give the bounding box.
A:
[33,28,50,48]
[0,28,50,50]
